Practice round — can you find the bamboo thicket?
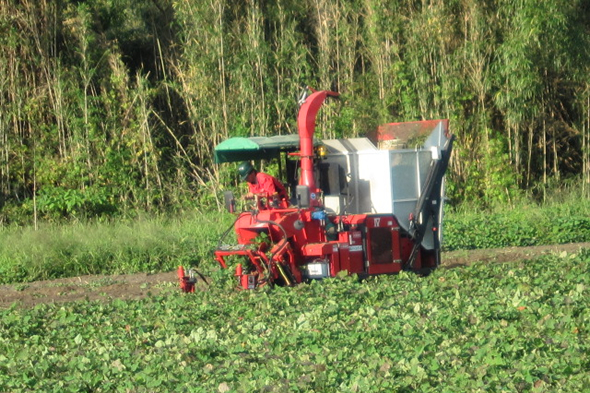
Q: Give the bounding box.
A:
[0,0,589,223]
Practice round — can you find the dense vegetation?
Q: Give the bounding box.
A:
[0,193,588,285]
[1,251,589,391]
[1,0,590,224]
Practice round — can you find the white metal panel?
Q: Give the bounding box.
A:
[357,150,392,214]
[323,138,378,153]
[324,195,346,214]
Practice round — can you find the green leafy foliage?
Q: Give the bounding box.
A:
[36,186,117,219]
[1,251,589,391]
[443,198,590,251]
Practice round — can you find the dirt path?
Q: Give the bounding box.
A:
[0,271,180,309]
[441,242,590,268]
[1,242,589,309]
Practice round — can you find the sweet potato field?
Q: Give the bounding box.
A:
[1,250,589,392]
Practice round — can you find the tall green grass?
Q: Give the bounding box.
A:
[0,211,236,285]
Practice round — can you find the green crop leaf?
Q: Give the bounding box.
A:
[73,334,84,345]
[2,249,590,392]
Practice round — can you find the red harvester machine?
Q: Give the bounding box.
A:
[179,88,454,292]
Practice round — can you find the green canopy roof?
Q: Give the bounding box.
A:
[214,135,314,163]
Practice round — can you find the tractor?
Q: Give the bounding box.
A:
[179,88,454,291]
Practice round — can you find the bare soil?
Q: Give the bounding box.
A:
[1,242,589,309]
